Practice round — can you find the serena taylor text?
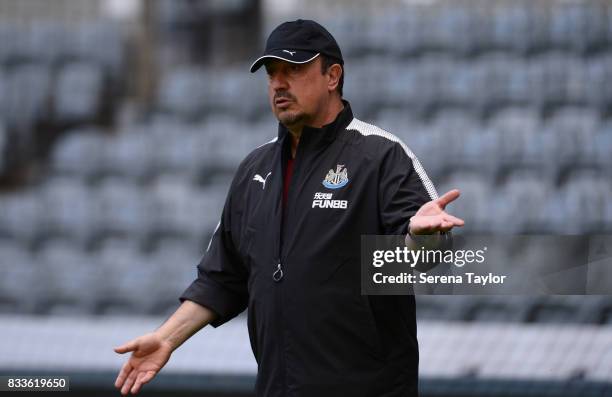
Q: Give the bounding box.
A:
[373,272,507,286]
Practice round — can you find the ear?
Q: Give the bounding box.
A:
[327,63,342,93]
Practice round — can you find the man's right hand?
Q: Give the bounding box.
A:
[113,301,218,395]
[114,332,173,395]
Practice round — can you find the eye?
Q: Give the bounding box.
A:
[287,63,303,74]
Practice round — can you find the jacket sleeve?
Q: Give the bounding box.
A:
[179,181,248,328]
[379,141,438,235]
[378,140,453,272]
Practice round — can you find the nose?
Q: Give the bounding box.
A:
[269,71,289,92]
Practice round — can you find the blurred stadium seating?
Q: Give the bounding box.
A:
[0,0,611,396]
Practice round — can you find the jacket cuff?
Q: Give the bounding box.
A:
[179,277,246,328]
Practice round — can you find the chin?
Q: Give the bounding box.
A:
[277,110,306,127]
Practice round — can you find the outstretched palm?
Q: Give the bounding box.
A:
[409,189,465,235]
[114,333,173,395]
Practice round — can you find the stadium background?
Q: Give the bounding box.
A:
[0,0,611,396]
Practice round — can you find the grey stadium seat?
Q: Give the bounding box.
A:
[457,128,500,178]
[95,238,159,314]
[343,56,389,113]
[548,2,608,53]
[360,12,389,55]
[204,117,259,172]
[157,66,208,120]
[210,68,268,119]
[463,296,533,323]
[473,53,515,108]
[526,296,597,325]
[149,176,223,242]
[564,56,590,105]
[40,177,95,244]
[431,4,474,55]
[150,119,211,178]
[404,124,447,183]
[3,63,52,129]
[0,23,19,64]
[0,68,6,120]
[100,128,154,180]
[605,188,612,233]
[490,107,544,171]
[0,188,43,243]
[327,11,368,57]
[492,172,552,234]
[444,59,480,107]
[384,11,423,56]
[488,4,530,52]
[51,128,108,179]
[69,21,124,76]
[559,171,610,234]
[149,175,202,239]
[54,61,104,123]
[586,55,612,109]
[0,240,37,314]
[504,57,534,105]
[415,296,480,322]
[36,240,100,315]
[545,107,600,169]
[372,109,419,138]
[147,238,202,314]
[415,54,456,109]
[594,125,612,169]
[489,107,540,138]
[19,21,66,64]
[430,110,480,170]
[527,52,579,108]
[0,119,6,173]
[92,177,151,240]
[437,171,491,233]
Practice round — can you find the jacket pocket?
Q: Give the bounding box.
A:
[357,295,385,361]
[318,258,385,362]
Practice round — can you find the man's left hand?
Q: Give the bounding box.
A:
[409,189,465,235]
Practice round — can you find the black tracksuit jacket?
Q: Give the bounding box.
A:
[180,101,440,397]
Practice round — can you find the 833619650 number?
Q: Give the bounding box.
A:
[1,376,69,391]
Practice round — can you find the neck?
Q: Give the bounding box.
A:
[287,96,344,158]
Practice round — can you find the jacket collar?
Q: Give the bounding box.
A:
[276,99,354,150]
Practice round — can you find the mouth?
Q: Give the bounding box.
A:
[274,98,292,108]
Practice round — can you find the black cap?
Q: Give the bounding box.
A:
[250,19,343,73]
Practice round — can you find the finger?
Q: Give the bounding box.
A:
[114,340,138,354]
[121,370,138,396]
[422,220,439,232]
[132,370,156,395]
[442,213,465,226]
[115,362,132,389]
[130,372,146,395]
[410,218,440,234]
[141,371,156,384]
[435,189,460,209]
[429,217,459,233]
[438,221,454,232]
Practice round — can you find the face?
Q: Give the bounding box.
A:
[265,56,331,129]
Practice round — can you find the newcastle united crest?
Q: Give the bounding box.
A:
[322,164,349,189]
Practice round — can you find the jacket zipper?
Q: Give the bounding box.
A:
[272,263,283,281]
[273,136,305,396]
[272,135,304,395]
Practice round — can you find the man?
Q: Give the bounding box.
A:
[114,19,464,397]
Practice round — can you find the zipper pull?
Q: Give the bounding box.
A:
[273,262,284,282]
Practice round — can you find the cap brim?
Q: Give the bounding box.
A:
[249,50,320,73]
